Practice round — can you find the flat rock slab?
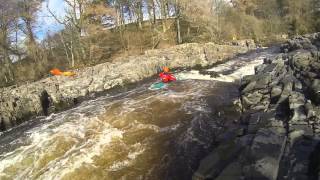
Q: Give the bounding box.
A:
[193,139,244,180]
[244,127,286,180]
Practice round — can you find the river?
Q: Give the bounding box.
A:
[0,48,278,180]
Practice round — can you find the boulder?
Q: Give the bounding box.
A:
[277,81,293,105]
[242,81,257,94]
[285,82,307,123]
[252,95,270,111]
[242,91,263,109]
[242,74,272,94]
[282,35,316,52]
[261,64,277,74]
[255,64,267,74]
[294,80,303,91]
[311,79,320,104]
[271,85,283,102]
[255,75,272,89]
[289,92,306,109]
[292,50,312,71]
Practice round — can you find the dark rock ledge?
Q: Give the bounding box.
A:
[0,41,254,131]
[194,33,320,180]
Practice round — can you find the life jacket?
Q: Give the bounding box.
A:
[159,72,176,83]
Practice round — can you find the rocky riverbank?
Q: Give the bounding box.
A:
[0,41,255,131]
[194,33,320,179]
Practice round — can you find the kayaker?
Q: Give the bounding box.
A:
[159,67,176,83]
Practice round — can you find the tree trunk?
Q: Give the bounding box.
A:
[152,0,156,24]
[137,0,143,30]
[161,0,168,32]
[60,33,70,65]
[0,27,14,83]
[25,18,36,45]
[69,38,75,68]
[175,0,182,44]
[147,0,153,25]
[120,5,125,26]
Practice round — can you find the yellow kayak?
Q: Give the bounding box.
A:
[62,71,76,77]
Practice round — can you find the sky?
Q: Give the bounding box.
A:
[36,0,67,40]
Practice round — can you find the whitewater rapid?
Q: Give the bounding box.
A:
[0,48,277,180]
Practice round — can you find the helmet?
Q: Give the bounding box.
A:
[163,66,169,73]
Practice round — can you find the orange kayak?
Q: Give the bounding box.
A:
[50,68,62,76]
[50,68,76,77]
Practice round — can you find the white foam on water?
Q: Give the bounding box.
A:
[0,112,124,180]
[210,58,264,82]
[159,124,181,133]
[176,70,213,81]
[38,122,123,180]
[108,143,145,172]
[175,52,271,83]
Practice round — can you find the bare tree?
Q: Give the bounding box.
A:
[0,0,20,83]
[18,0,42,46]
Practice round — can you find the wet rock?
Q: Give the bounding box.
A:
[238,33,320,180]
[198,70,220,78]
[289,125,313,136]
[263,58,273,64]
[215,161,243,180]
[311,79,320,104]
[292,51,312,71]
[305,101,316,118]
[294,80,303,91]
[278,134,317,180]
[289,92,306,109]
[244,127,286,180]
[247,112,268,134]
[242,74,271,94]
[280,79,306,123]
[255,75,271,89]
[247,112,264,134]
[255,64,267,74]
[310,61,320,72]
[232,39,255,49]
[242,81,256,94]
[271,85,283,102]
[193,140,244,180]
[307,72,318,79]
[242,91,263,109]
[282,35,316,52]
[261,63,277,74]
[252,95,270,111]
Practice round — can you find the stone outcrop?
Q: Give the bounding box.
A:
[194,32,320,180]
[0,42,253,131]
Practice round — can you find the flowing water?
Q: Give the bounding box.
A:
[0,48,278,180]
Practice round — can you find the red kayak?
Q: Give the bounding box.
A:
[159,72,176,83]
